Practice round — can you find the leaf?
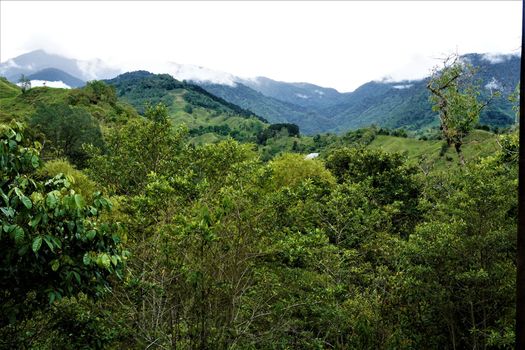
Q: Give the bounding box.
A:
[86,230,96,240]
[30,213,42,228]
[46,192,58,209]
[1,207,14,218]
[32,236,42,253]
[52,236,62,249]
[13,226,24,242]
[48,291,56,304]
[83,254,91,265]
[51,260,60,272]
[97,254,111,269]
[31,154,39,168]
[72,271,81,284]
[20,196,32,209]
[17,245,28,256]
[74,194,84,209]
[0,190,9,205]
[43,236,55,253]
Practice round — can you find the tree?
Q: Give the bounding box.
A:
[325,147,421,236]
[427,54,487,165]
[86,103,187,195]
[30,103,104,168]
[0,122,126,344]
[18,74,31,93]
[394,159,516,349]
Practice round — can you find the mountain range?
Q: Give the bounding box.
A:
[0,50,519,134]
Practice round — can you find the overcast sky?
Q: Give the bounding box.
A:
[0,1,521,92]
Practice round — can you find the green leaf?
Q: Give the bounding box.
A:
[74,194,84,209]
[31,154,39,168]
[32,236,42,253]
[1,207,14,218]
[86,230,96,240]
[18,245,28,256]
[43,236,55,253]
[83,254,91,265]
[97,254,111,269]
[13,226,24,242]
[52,236,62,249]
[51,260,60,272]
[46,192,58,209]
[0,190,9,205]
[30,213,42,228]
[20,196,32,209]
[48,291,56,304]
[72,271,81,284]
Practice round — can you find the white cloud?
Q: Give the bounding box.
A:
[392,84,413,90]
[481,52,520,64]
[485,77,502,91]
[77,59,121,81]
[1,1,521,92]
[155,62,238,86]
[295,93,309,99]
[20,80,71,89]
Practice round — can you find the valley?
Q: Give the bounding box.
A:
[0,48,519,349]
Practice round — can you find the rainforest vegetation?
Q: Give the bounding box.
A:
[0,56,519,349]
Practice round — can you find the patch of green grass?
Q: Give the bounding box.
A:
[0,87,72,122]
[368,130,499,171]
[0,78,21,99]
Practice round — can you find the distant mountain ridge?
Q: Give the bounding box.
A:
[0,50,519,134]
[27,68,85,88]
[0,49,120,82]
[199,53,520,134]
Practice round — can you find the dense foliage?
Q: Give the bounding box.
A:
[0,74,518,349]
[0,122,126,348]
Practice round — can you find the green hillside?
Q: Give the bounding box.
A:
[0,77,20,99]
[367,130,499,170]
[0,81,137,124]
[105,71,270,144]
[0,85,70,122]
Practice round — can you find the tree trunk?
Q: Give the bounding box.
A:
[454,142,465,166]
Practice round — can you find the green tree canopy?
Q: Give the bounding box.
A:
[30,103,104,168]
[0,122,126,332]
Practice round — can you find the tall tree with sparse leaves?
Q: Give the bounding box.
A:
[427,54,487,165]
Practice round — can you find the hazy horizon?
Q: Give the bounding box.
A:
[1,1,521,92]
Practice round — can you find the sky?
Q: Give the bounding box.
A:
[0,1,522,92]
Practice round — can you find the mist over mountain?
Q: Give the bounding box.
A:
[0,50,121,82]
[27,68,85,88]
[198,53,520,134]
[0,50,519,134]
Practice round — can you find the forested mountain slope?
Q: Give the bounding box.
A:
[198,53,519,134]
